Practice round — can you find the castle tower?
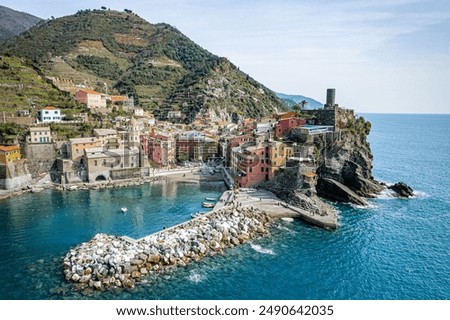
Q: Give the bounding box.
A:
[325,88,336,109]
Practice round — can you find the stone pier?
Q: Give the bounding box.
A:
[63,205,272,291]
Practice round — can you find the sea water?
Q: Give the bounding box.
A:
[0,114,449,299]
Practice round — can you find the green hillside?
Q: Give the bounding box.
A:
[1,9,287,122]
[0,55,81,113]
[0,5,42,43]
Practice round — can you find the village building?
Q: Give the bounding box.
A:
[75,89,107,109]
[27,126,52,144]
[142,132,176,167]
[176,131,218,162]
[38,106,61,123]
[84,147,140,182]
[274,117,307,138]
[230,140,289,188]
[67,137,102,161]
[0,145,21,164]
[93,128,122,149]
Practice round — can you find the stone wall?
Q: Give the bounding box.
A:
[303,108,337,126]
[110,167,141,180]
[55,158,86,184]
[0,161,32,190]
[24,144,57,179]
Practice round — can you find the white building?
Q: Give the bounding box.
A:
[134,107,144,117]
[39,107,61,123]
[27,127,52,144]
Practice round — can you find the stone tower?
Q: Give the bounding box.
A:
[128,117,140,150]
[325,88,337,109]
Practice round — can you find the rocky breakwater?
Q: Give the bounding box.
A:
[63,206,272,291]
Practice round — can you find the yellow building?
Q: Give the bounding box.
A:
[67,137,101,161]
[0,145,21,164]
[270,141,289,172]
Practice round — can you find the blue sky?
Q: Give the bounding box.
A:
[2,0,450,113]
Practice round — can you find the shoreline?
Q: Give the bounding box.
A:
[0,168,226,200]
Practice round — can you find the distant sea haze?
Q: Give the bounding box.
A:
[0,114,448,299]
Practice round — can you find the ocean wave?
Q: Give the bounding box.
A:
[188,271,206,283]
[412,190,429,198]
[250,243,275,255]
[350,202,378,210]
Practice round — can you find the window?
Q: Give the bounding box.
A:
[45,111,49,114]
[94,160,98,166]
[261,167,264,173]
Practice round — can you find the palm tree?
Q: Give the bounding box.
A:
[299,99,308,110]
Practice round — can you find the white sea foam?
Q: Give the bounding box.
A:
[188,271,206,283]
[250,243,275,255]
[412,190,429,198]
[376,188,397,199]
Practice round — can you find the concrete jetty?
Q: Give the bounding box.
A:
[216,189,337,229]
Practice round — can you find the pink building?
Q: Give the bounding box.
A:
[75,89,107,109]
[274,117,306,138]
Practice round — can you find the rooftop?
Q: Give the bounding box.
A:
[0,145,20,152]
[78,89,102,95]
[69,137,99,144]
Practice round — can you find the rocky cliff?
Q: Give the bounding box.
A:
[264,108,407,214]
[315,110,385,203]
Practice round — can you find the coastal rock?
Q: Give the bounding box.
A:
[317,178,369,206]
[388,182,414,198]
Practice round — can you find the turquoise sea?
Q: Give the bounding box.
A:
[0,114,449,300]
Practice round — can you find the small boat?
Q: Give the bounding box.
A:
[121,207,128,213]
[205,197,217,201]
[202,202,215,208]
[68,185,78,191]
[191,212,204,218]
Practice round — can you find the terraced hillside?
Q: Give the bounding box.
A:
[1,9,287,122]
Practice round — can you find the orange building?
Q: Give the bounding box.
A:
[0,145,21,164]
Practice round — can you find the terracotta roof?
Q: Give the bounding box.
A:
[78,89,102,95]
[303,172,317,178]
[110,95,127,102]
[0,145,20,152]
[43,106,58,110]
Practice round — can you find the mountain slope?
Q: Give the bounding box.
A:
[0,55,81,113]
[1,9,286,121]
[0,5,42,43]
[276,92,323,110]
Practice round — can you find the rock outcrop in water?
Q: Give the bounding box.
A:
[388,182,414,198]
[63,206,271,291]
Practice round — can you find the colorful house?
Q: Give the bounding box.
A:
[75,89,107,109]
[231,141,288,188]
[28,127,52,144]
[274,117,307,138]
[0,145,21,164]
